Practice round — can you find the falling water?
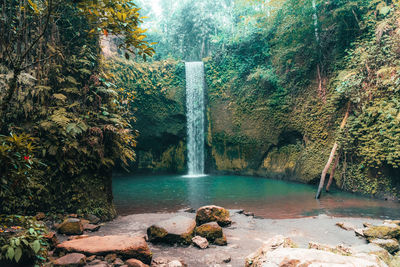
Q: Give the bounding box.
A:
[185,62,205,177]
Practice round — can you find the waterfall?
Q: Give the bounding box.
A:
[185,62,205,177]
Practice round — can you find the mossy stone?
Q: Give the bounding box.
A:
[195,222,223,242]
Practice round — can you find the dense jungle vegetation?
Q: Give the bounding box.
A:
[1,0,400,265]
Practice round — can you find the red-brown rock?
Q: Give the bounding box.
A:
[56,235,152,264]
[126,258,150,267]
[53,253,86,266]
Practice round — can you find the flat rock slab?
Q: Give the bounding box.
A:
[260,248,388,267]
[57,235,152,264]
[147,216,196,245]
[53,253,86,266]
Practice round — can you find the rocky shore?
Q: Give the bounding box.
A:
[44,206,400,266]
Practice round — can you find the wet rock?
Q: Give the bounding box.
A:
[53,253,86,266]
[84,224,101,232]
[126,258,149,267]
[191,236,208,249]
[363,225,400,240]
[196,205,231,227]
[370,239,400,254]
[195,222,223,242]
[56,235,152,264]
[336,222,356,231]
[58,218,84,235]
[147,216,196,245]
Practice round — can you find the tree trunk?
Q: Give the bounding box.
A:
[326,153,340,192]
[316,103,350,199]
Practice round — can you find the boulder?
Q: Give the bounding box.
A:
[126,258,149,267]
[192,236,208,249]
[195,205,231,227]
[53,253,86,266]
[363,225,400,240]
[370,239,400,254]
[147,216,196,245]
[336,222,356,231]
[56,235,152,264]
[195,222,223,242]
[58,218,84,235]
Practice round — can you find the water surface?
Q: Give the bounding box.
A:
[113,174,400,219]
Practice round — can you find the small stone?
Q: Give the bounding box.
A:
[84,224,101,232]
[68,214,78,218]
[105,253,117,263]
[53,253,86,266]
[87,255,96,262]
[336,222,355,231]
[126,258,149,267]
[114,258,124,266]
[192,236,209,249]
[58,218,84,235]
[167,260,184,267]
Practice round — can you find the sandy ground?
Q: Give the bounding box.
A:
[87,210,384,267]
